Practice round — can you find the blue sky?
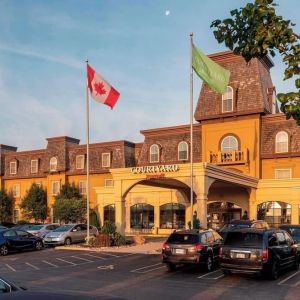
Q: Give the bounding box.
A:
[0,0,299,150]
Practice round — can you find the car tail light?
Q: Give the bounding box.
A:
[32,231,39,235]
[162,243,170,250]
[193,244,204,251]
[219,247,223,257]
[262,249,269,262]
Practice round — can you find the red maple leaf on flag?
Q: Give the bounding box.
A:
[94,82,106,96]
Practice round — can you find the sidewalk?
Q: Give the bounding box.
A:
[55,239,165,255]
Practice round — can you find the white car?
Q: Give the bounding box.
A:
[27,224,60,239]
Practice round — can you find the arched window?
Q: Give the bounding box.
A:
[222,86,233,113]
[50,157,58,171]
[221,135,238,152]
[275,131,288,153]
[150,144,159,163]
[178,141,188,161]
[257,201,291,228]
[160,203,185,229]
[130,204,154,229]
[104,204,115,224]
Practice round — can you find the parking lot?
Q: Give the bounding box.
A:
[1,247,300,299]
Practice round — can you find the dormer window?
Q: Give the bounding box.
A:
[31,159,38,174]
[222,86,233,113]
[275,131,288,153]
[178,141,188,160]
[10,161,17,175]
[76,155,85,169]
[102,153,111,168]
[50,157,58,172]
[150,144,159,163]
[221,135,238,152]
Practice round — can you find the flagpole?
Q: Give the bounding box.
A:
[86,60,90,241]
[189,33,194,229]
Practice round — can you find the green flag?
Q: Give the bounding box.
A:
[192,44,230,94]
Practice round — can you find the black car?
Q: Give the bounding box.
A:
[161,229,223,272]
[218,219,269,238]
[279,225,300,243]
[220,228,300,279]
[0,228,44,256]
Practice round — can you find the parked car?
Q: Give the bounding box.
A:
[26,224,60,239]
[218,219,269,238]
[44,223,98,246]
[0,229,44,256]
[161,229,223,272]
[219,228,300,279]
[0,226,8,231]
[279,225,300,243]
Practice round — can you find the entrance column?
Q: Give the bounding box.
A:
[115,198,126,234]
[154,205,160,234]
[196,193,208,229]
[248,188,257,220]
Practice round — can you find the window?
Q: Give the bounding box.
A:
[275,169,292,179]
[257,201,291,228]
[275,131,288,153]
[50,157,58,171]
[51,181,60,195]
[13,209,19,223]
[10,161,17,175]
[105,179,114,187]
[76,155,85,169]
[104,204,115,224]
[178,141,188,161]
[221,135,238,152]
[160,203,185,229]
[12,184,20,197]
[102,153,111,168]
[150,144,159,163]
[31,159,38,173]
[222,86,233,113]
[130,204,154,229]
[79,180,87,194]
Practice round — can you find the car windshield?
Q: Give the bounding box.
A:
[167,233,198,244]
[224,232,263,248]
[53,225,74,232]
[219,223,250,232]
[29,225,44,230]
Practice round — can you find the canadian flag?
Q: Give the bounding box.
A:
[87,64,120,109]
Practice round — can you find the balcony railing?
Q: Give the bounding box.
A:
[208,148,249,165]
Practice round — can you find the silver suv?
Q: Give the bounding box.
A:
[44,223,98,246]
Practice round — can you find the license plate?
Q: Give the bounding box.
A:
[236,253,246,259]
[175,248,185,254]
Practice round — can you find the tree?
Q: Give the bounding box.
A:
[211,0,300,124]
[52,182,87,223]
[0,190,13,222]
[20,183,47,222]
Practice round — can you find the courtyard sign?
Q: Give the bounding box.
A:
[131,164,179,174]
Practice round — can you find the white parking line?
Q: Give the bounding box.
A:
[98,253,120,258]
[197,269,222,279]
[25,262,40,270]
[131,263,162,273]
[278,271,300,285]
[42,260,58,268]
[56,258,77,265]
[137,266,166,274]
[71,256,93,262]
[83,254,107,260]
[5,264,16,272]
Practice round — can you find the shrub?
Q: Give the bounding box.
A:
[17,219,28,225]
[112,232,126,246]
[92,233,112,247]
[101,221,116,235]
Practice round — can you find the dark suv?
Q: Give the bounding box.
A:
[220,228,300,279]
[218,220,269,238]
[279,225,300,243]
[161,229,222,272]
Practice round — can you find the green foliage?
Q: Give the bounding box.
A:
[211,0,300,124]
[101,220,116,235]
[89,209,100,228]
[20,183,47,222]
[17,219,28,225]
[0,190,13,222]
[112,232,126,246]
[55,182,82,200]
[188,214,201,230]
[52,197,87,223]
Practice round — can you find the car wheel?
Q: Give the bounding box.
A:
[269,261,279,280]
[0,245,8,256]
[35,241,43,251]
[294,255,300,271]
[64,238,72,246]
[223,269,231,276]
[166,263,176,272]
[205,255,214,272]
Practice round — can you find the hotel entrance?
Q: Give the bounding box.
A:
[207,202,242,231]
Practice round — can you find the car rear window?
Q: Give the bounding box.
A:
[219,224,250,232]
[29,225,44,230]
[224,232,263,248]
[167,233,198,244]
